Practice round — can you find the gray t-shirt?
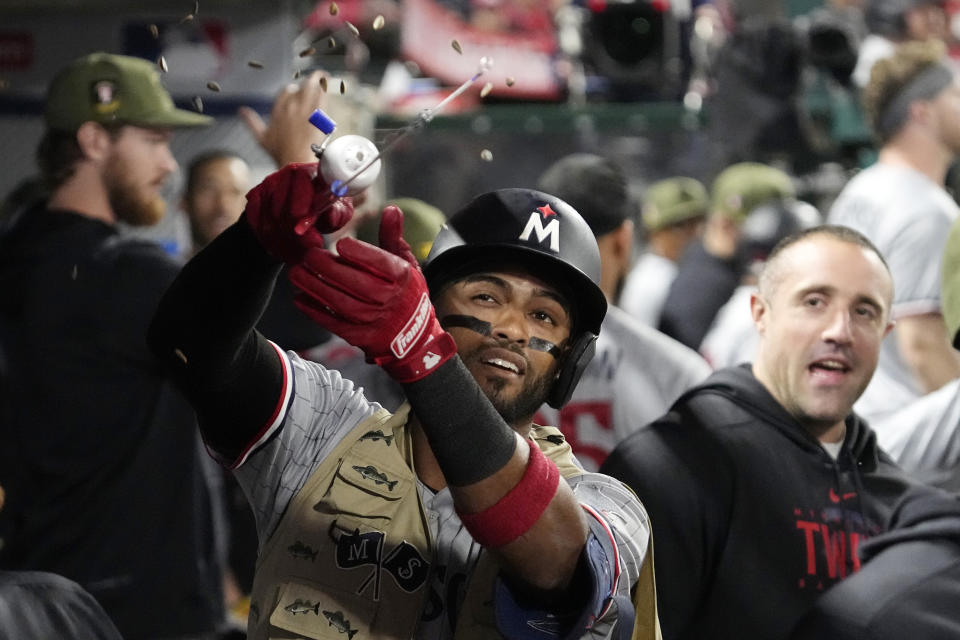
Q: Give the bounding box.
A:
[619,252,678,328]
[699,285,759,370]
[829,162,959,422]
[234,348,651,640]
[536,305,711,471]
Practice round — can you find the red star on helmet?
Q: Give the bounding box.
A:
[536,204,557,218]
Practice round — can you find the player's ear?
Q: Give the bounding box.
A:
[750,292,769,334]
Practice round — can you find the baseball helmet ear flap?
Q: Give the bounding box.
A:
[547,332,597,408]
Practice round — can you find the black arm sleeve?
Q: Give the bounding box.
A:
[146,217,287,460]
[402,357,518,487]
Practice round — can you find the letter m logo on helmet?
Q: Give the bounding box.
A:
[518,204,561,252]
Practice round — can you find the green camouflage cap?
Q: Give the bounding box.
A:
[357,197,446,265]
[45,52,213,131]
[642,177,709,231]
[942,216,960,347]
[711,162,796,222]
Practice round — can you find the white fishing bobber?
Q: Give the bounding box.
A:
[320,134,382,196]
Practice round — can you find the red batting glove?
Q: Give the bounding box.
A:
[242,162,354,263]
[288,205,457,382]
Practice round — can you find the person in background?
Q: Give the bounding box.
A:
[602,225,940,640]
[619,176,708,328]
[853,0,948,87]
[180,150,251,257]
[534,153,711,471]
[873,207,960,490]
[0,52,223,639]
[658,161,796,350]
[829,39,960,439]
[0,572,123,640]
[700,198,823,369]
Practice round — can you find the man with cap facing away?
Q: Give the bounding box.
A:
[829,39,960,448]
[658,161,796,350]
[0,53,225,639]
[619,176,708,328]
[535,154,710,471]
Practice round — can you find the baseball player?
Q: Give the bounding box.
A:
[147,167,656,639]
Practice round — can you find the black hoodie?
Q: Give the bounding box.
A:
[600,364,935,640]
[790,487,960,640]
[0,206,223,638]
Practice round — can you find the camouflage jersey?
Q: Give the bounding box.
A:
[227,347,651,640]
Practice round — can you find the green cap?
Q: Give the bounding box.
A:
[642,177,709,231]
[357,197,446,265]
[711,162,796,222]
[942,216,960,347]
[45,52,213,131]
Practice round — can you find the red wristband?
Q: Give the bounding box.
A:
[457,440,561,548]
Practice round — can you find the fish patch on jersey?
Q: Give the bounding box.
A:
[351,464,398,491]
[358,429,394,446]
[287,540,319,562]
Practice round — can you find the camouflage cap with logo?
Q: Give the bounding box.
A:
[45,52,213,132]
[942,216,960,347]
[642,176,709,231]
[710,162,796,222]
[356,197,446,265]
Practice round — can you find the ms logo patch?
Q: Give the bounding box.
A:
[329,522,430,600]
[519,203,560,252]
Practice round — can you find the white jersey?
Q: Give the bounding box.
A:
[877,378,960,477]
[619,251,677,328]
[234,348,650,640]
[699,285,759,370]
[829,162,960,423]
[536,305,712,471]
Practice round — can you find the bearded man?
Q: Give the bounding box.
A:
[0,53,228,640]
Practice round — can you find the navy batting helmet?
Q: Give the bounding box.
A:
[423,188,607,408]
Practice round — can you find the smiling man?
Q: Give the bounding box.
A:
[601,225,941,640]
[148,181,656,639]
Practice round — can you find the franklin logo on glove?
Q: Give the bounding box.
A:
[391,293,432,358]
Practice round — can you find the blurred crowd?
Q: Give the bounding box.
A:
[3,0,960,639]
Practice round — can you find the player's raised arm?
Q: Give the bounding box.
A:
[147,163,353,461]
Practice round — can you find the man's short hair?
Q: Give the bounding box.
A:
[758,224,891,294]
[183,150,246,197]
[864,39,949,143]
[536,153,634,238]
[35,124,123,191]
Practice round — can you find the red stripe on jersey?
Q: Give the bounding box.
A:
[228,341,293,470]
[582,502,621,617]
